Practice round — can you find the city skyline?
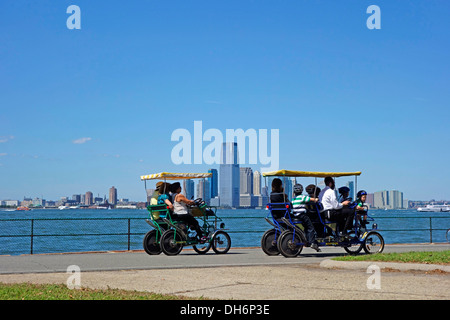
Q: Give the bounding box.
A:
[1,1,449,201]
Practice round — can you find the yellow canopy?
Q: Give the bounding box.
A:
[140,172,212,181]
[262,169,361,178]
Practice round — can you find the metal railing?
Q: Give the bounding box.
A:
[0,216,449,255]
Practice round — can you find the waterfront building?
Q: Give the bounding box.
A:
[240,167,253,195]
[219,142,240,207]
[196,179,211,204]
[183,179,195,200]
[72,194,81,203]
[85,191,93,206]
[374,190,388,209]
[21,198,33,207]
[253,170,261,196]
[373,190,404,209]
[32,197,44,207]
[208,169,218,198]
[346,181,355,200]
[4,200,19,207]
[109,186,117,205]
[366,193,375,207]
[389,190,404,209]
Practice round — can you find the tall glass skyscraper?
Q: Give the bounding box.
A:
[208,169,218,198]
[219,142,240,207]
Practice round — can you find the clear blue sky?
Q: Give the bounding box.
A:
[1,0,449,201]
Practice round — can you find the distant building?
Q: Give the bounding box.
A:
[346,181,355,200]
[196,179,211,204]
[85,191,93,206]
[373,190,404,209]
[208,169,218,198]
[4,200,19,207]
[253,171,261,196]
[219,142,240,207]
[366,193,374,207]
[32,197,44,207]
[183,179,195,200]
[389,190,403,209]
[240,167,253,195]
[109,186,117,205]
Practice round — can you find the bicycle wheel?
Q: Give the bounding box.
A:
[363,231,385,254]
[277,230,304,258]
[261,229,280,256]
[211,231,231,254]
[160,229,184,256]
[343,231,363,255]
[143,229,162,255]
[193,242,211,254]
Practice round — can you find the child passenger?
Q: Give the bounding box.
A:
[356,190,369,228]
[292,184,321,252]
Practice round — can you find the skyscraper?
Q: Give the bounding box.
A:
[346,181,355,200]
[183,179,195,200]
[219,142,240,207]
[197,179,211,204]
[85,191,93,206]
[240,167,253,195]
[208,169,218,198]
[253,170,261,196]
[109,186,117,205]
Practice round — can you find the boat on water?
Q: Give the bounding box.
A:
[417,204,450,212]
[16,206,31,211]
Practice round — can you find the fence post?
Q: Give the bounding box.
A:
[127,218,131,251]
[429,217,433,243]
[30,219,34,254]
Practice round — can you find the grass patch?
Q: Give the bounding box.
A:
[0,283,202,300]
[334,250,450,265]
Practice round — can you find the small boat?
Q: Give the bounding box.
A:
[417,204,450,212]
[16,206,31,211]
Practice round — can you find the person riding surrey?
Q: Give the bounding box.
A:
[355,190,369,228]
[291,184,321,252]
[170,182,206,242]
[338,186,352,203]
[150,181,164,205]
[157,182,173,210]
[318,177,353,235]
[269,178,291,219]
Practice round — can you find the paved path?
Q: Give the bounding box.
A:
[0,244,448,300]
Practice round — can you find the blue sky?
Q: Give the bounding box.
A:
[1,0,449,201]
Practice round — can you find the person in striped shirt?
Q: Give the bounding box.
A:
[292,184,321,252]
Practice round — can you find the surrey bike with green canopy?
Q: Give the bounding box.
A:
[140,172,231,256]
[261,170,384,257]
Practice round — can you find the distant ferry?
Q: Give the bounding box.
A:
[16,206,31,211]
[417,204,450,212]
[58,205,80,210]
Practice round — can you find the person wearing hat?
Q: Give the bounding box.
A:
[170,182,206,242]
[150,182,164,205]
[338,186,351,203]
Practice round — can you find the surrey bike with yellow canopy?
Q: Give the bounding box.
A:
[261,170,385,257]
[140,172,231,256]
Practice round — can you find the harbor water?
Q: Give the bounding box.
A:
[0,208,449,255]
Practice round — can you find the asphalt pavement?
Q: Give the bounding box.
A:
[0,243,448,300]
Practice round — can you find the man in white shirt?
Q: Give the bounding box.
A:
[319,177,353,235]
